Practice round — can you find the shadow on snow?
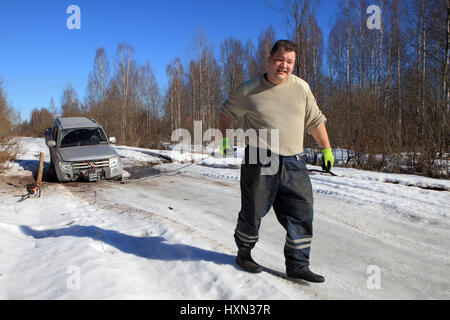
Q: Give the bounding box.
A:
[20,224,237,268]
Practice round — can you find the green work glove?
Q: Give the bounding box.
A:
[321,148,334,172]
[219,138,234,156]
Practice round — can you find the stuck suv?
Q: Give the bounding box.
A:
[45,117,122,182]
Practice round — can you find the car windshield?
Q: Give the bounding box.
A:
[60,128,108,147]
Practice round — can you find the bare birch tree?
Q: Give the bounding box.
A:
[87,47,110,126]
[220,37,247,99]
[138,61,160,141]
[61,83,81,117]
[114,42,136,143]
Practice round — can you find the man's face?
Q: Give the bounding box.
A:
[266,48,296,85]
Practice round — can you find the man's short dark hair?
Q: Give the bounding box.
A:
[270,40,297,56]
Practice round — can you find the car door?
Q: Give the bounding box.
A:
[49,125,59,164]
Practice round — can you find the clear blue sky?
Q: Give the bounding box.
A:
[0,0,340,121]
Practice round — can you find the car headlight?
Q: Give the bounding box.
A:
[59,161,72,171]
[109,157,119,167]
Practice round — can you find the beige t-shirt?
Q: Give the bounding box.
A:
[219,74,326,156]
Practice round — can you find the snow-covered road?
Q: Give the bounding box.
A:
[0,137,449,299]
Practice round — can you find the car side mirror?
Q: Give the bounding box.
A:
[109,137,117,144]
[46,140,56,148]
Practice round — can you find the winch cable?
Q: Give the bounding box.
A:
[112,153,218,185]
[112,150,340,185]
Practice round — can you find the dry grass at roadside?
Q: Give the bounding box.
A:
[0,138,18,174]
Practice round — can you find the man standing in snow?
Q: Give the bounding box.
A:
[218,40,334,283]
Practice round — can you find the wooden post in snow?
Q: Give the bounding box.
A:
[36,152,44,187]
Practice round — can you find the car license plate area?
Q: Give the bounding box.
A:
[82,169,101,182]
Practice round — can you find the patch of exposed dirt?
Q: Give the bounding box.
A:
[123,163,163,179]
[0,174,35,189]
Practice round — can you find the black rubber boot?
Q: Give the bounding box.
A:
[286,266,325,283]
[236,253,262,274]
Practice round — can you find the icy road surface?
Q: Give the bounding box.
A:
[0,137,449,299]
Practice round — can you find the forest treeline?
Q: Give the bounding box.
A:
[1,0,449,178]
